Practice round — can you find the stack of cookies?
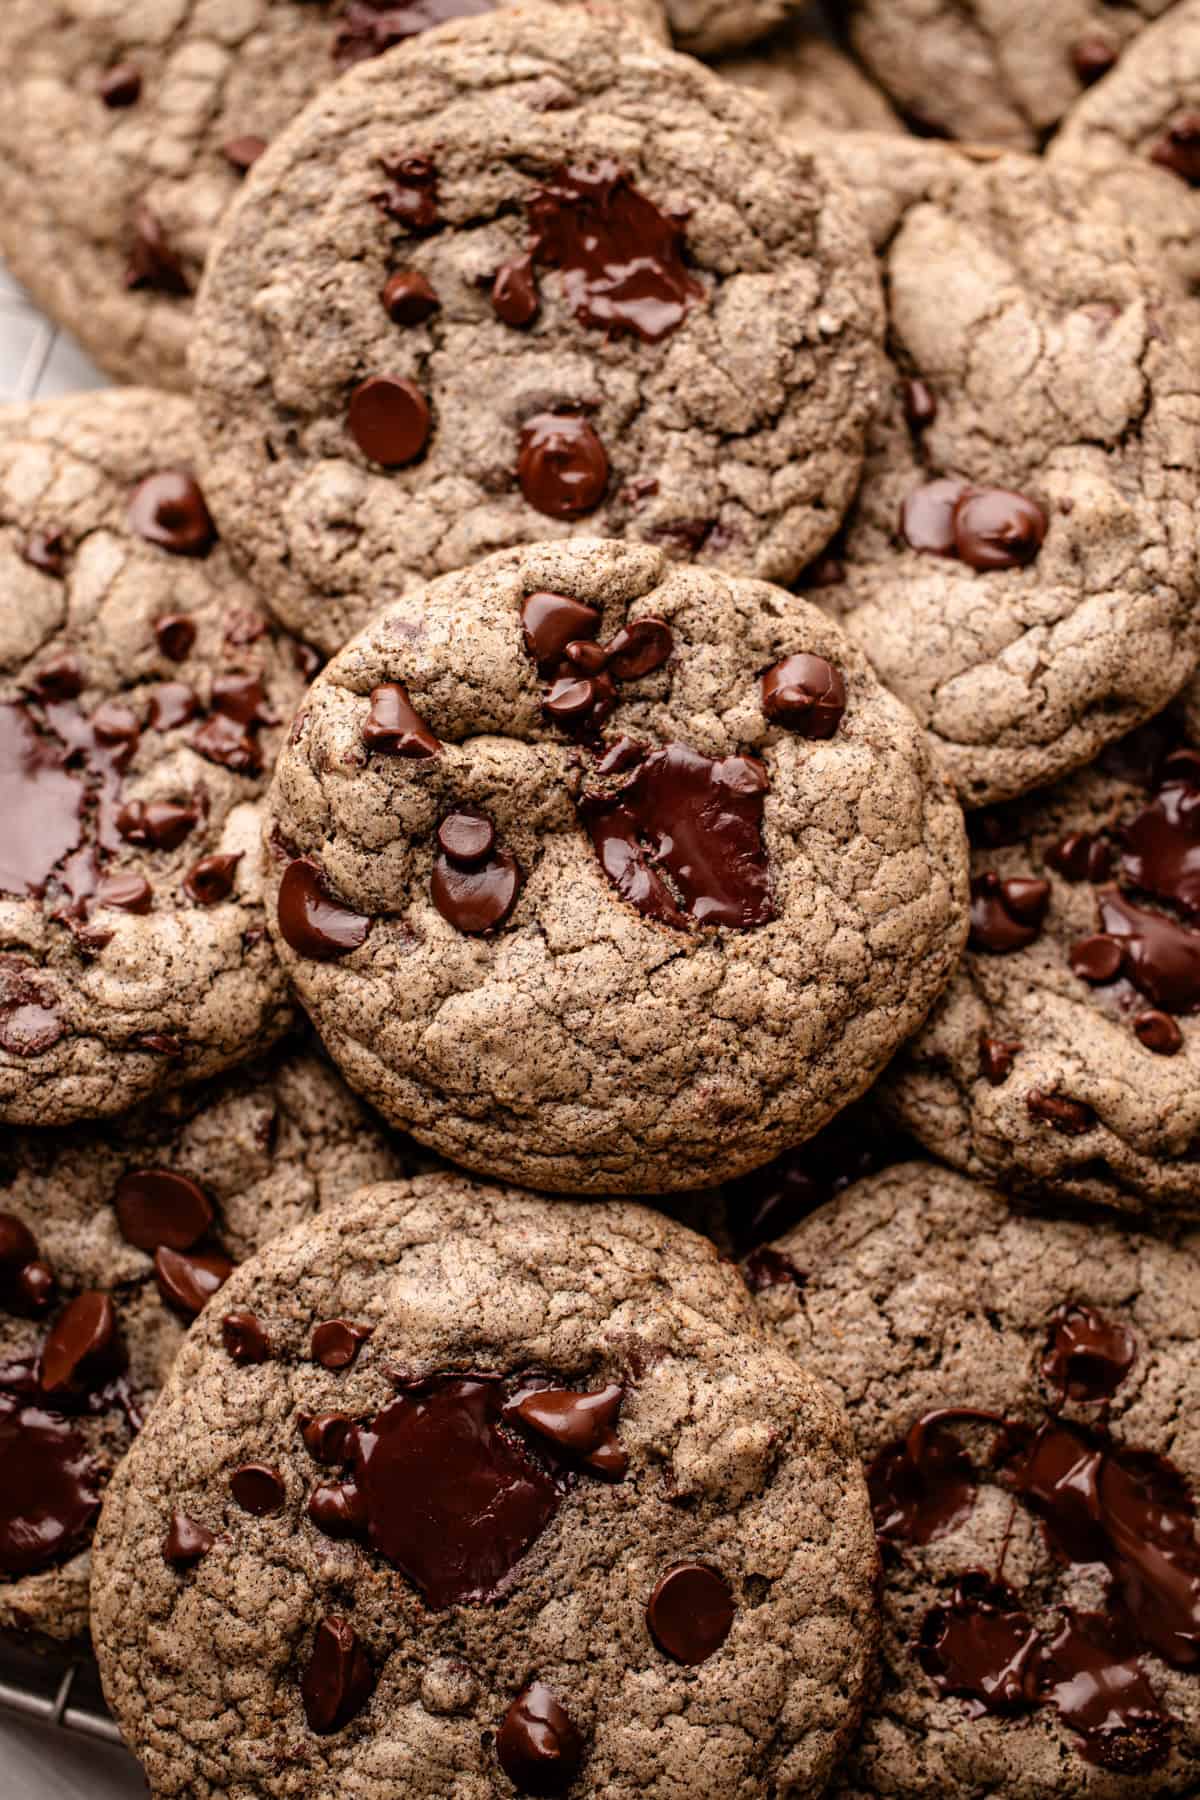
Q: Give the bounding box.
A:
[0,2,1198,1795]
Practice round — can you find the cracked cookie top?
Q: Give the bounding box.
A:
[755,1161,1200,1798]
[0,388,308,1125]
[0,0,668,389]
[0,1041,404,1648]
[191,2,883,656]
[92,1173,879,1800]
[806,138,1200,808]
[883,684,1200,1220]
[262,538,969,1194]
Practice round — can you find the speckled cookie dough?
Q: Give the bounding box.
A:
[0,1043,403,1648]
[714,23,903,137]
[1049,0,1200,288]
[883,690,1200,1219]
[806,137,1200,808]
[262,538,969,1194]
[755,1162,1200,1798]
[191,2,883,656]
[92,1174,880,1800]
[844,0,1175,147]
[0,387,307,1125]
[0,0,668,390]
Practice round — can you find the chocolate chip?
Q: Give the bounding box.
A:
[312,1319,372,1371]
[0,702,86,901]
[191,714,262,775]
[162,1511,215,1568]
[901,478,972,555]
[431,846,522,934]
[953,488,1047,571]
[148,682,198,731]
[741,1246,804,1292]
[300,1412,358,1464]
[506,1382,627,1478]
[1069,933,1124,984]
[223,1311,272,1366]
[517,414,608,518]
[373,154,439,229]
[185,853,242,905]
[276,859,372,961]
[362,682,440,756]
[301,1616,375,1736]
[222,135,267,172]
[1045,832,1112,883]
[0,1397,102,1576]
[969,872,1051,953]
[521,592,602,667]
[491,255,539,328]
[16,1262,56,1315]
[382,269,440,325]
[1026,1091,1096,1136]
[116,798,198,851]
[903,378,937,429]
[22,531,67,577]
[542,672,617,729]
[1071,37,1118,84]
[212,672,273,727]
[437,809,495,867]
[761,653,846,737]
[1150,112,1200,185]
[128,470,215,556]
[115,1168,214,1253]
[0,1213,38,1273]
[603,618,673,681]
[1120,752,1200,918]
[1098,888,1200,1013]
[153,1246,233,1317]
[647,1563,735,1665]
[496,1681,583,1796]
[154,613,196,661]
[95,872,153,914]
[918,1574,1039,1717]
[563,639,609,675]
[40,1292,119,1395]
[979,1033,1022,1086]
[868,1418,981,1548]
[1041,1302,1135,1403]
[91,702,139,747]
[29,654,83,700]
[1134,1009,1182,1055]
[99,63,142,106]
[0,984,64,1059]
[308,1479,368,1536]
[125,206,190,295]
[347,374,431,467]
[230,1463,286,1516]
[1036,1610,1172,1770]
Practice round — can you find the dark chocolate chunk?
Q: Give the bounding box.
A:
[347,375,431,467]
[185,853,242,905]
[382,269,440,325]
[154,614,196,661]
[492,255,539,328]
[373,153,440,229]
[153,1246,233,1317]
[506,1382,627,1478]
[39,1292,119,1396]
[125,206,190,295]
[362,683,440,757]
[978,1033,1022,1086]
[918,1574,1040,1717]
[0,1395,102,1575]
[1150,112,1200,185]
[276,859,371,961]
[114,1169,213,1253]
[222,1312,272,1366]
[969,872,1050,952]
[521,592,602,667]
[517,414,608,518]
[312,1320,372,1371]
[222,135,267,172]
[496,1681,583,1796]
[301,1616,375,1735]
[1026,1091,1096,1136]
[646,1562,735,1665]
[761,653,846,737]
[431,846,522,935]
[1041,1303,1135,1404]
[128,470,215,556]
[162,1511,216,1569]
[230,1462,286,1516]
[953,487,1047,571]
[99,63,142,106]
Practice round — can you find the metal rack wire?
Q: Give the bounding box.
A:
[0,1642,124,1746]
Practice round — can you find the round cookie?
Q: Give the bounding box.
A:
[92,1174,879,1800]
[0,1042,404,1648]
[843,0,1175,148]
[1050,0,1200,289]
[263,538,969,1193]
[0,387,308,1126]
[715,23,903,137]
[805,137,1200,807]
[0,0,668,391]
[192,2,884,656]
[883,690,1200,1220]
[755,1162,1200,1798]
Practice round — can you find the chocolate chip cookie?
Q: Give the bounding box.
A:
[191,2,883,656]
[754,1161,1200,1797]
[883,690,1200,1219]
[263,538,969,1193]
[92,1173,879,1799]
[0,387,307,1125]
[715,23,902,137]
[807,137,1200,807]
[844,0,1174,147]
[0,0,668,391]
[0,1041,403,1648]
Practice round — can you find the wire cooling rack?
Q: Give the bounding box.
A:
[0,1642,121,1746]
[0,264,107,405]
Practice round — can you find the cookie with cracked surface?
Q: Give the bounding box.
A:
[714,22,903,137]
[1050,0,1200,290]
[262,538,969,1193]
[92,1173,879,1799]
[882,689,1200,1219]
[191,1,883,656]
[0,387,308,1125]
[0,0,667,391]
[844,0,1173,147]
[0,1041,403,1649]
[755,1161,1200,1798]
[805,137,1200,808]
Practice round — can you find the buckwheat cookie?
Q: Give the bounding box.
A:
[0,388,308,1125]
[92,1174,879,1799]
[804,137,1200,807]
[0,0,668,391]
[715,23,903,137]
[263,538,969,1193]
[0,1042,403,1649]
[883,691,1200,1219]
[1050,0,1200,288]
[191,2,883,656]
[755,1161,1200,1798]
[844,0,1175,147]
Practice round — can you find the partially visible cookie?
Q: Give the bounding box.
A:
[0,388,306,1125]
[92,1175,879,1800]
[844,0,1173,147]
[755,1162,1200,1798]
[884,691,1200,1220]
[192,2,883,655]
[0,1043,404,1648]
[263,539,968,1193]
[808,137,1200,807]
[715,23,903,137]
[0,0,668,389]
